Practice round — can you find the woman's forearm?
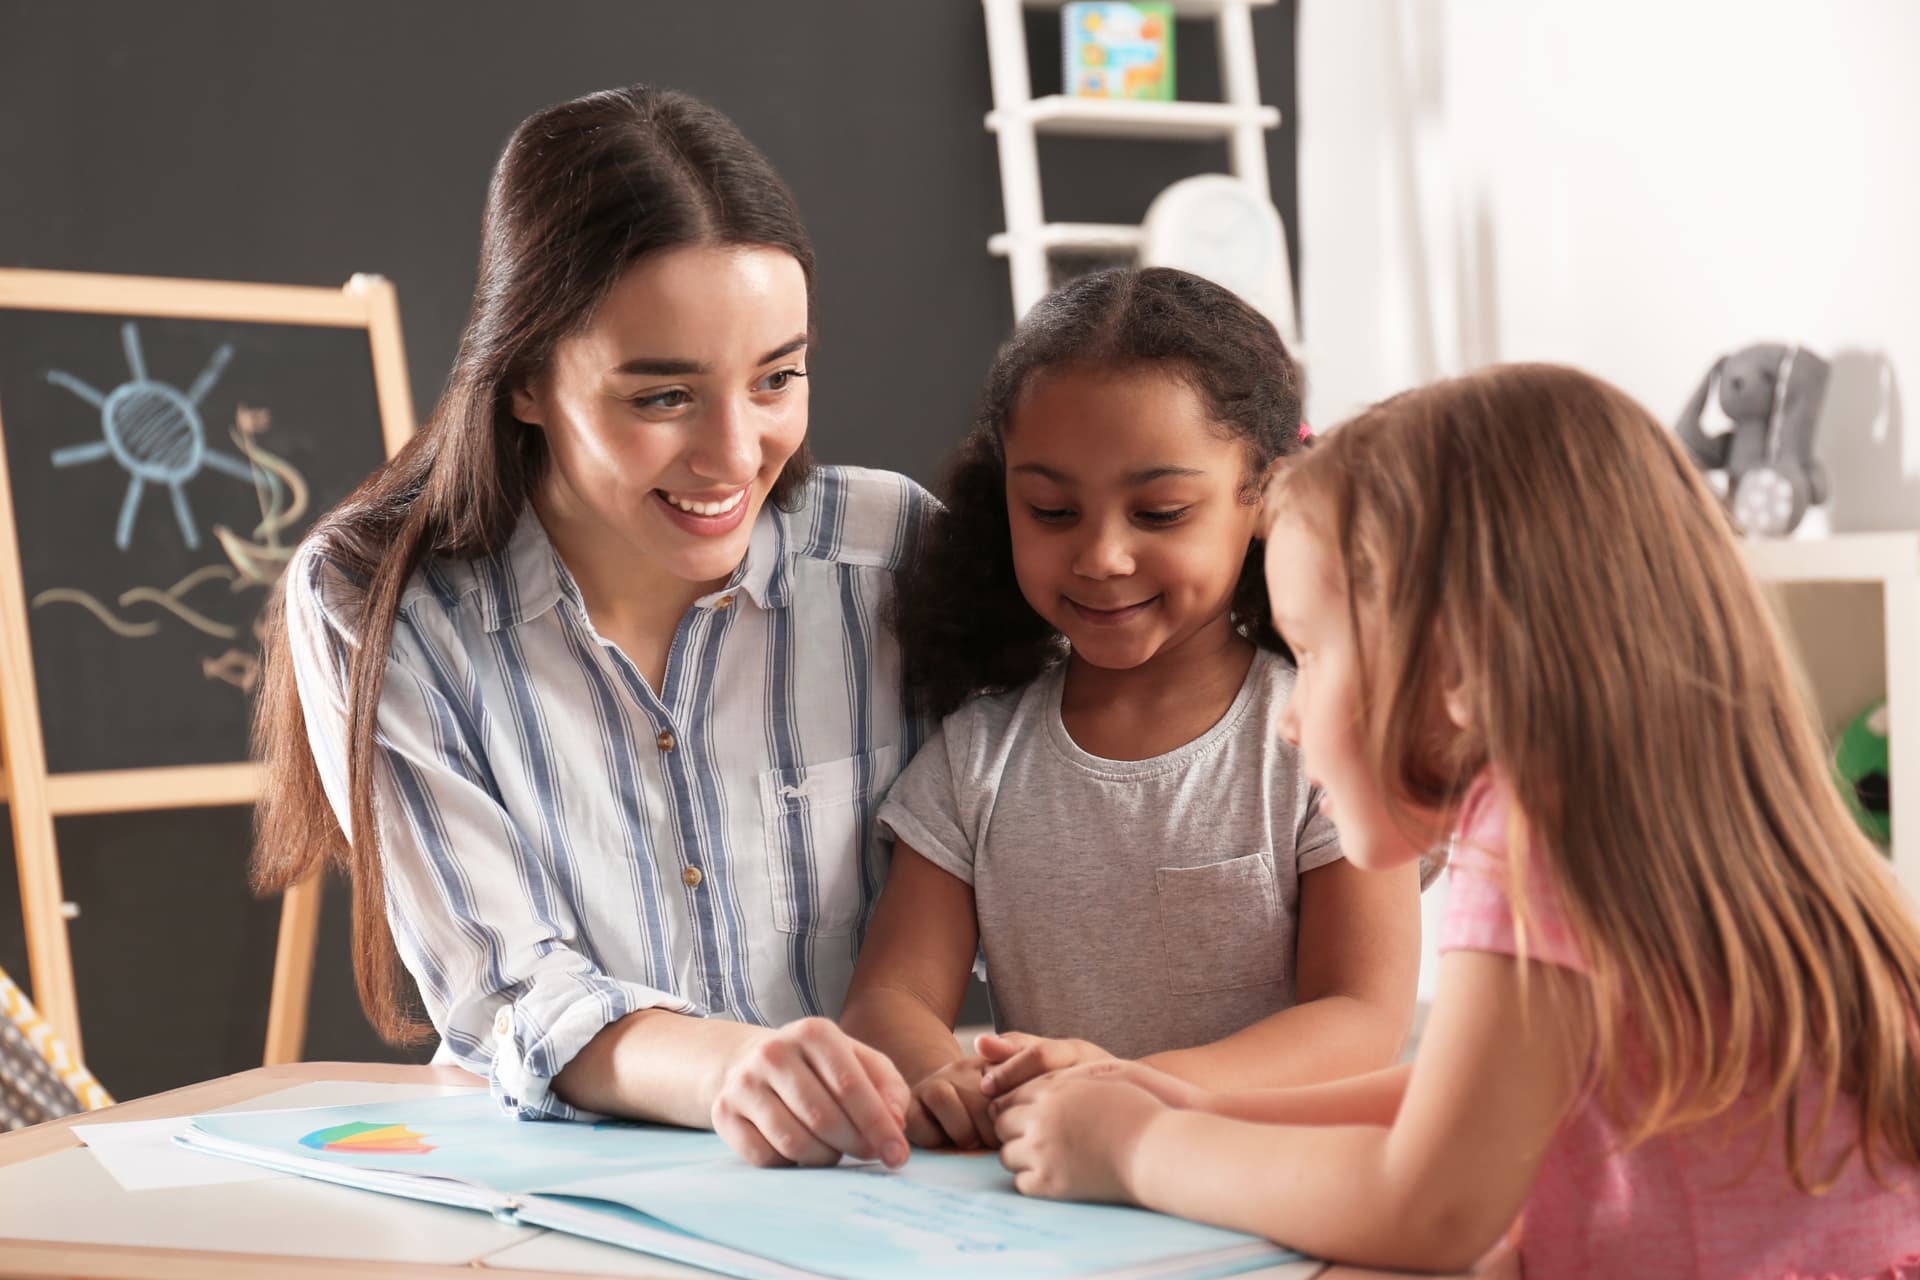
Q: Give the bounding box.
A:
[552,1007,764,1125]
[840,985,965,1083]
[561,1011,913,1167]
[1141,994,1409,1091]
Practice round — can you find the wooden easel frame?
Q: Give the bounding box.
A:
[0,269,415,1067]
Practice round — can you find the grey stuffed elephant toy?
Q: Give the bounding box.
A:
[1675,344,1830,536]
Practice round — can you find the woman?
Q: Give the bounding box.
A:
[253,86,928,1171]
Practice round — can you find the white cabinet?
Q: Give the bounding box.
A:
[1743,532,1919,898]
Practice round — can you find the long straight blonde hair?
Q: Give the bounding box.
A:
[1282,363,1920,1190]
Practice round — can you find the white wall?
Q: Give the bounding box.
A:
[1301,0,1920,531]
[1298,0,1920,1001]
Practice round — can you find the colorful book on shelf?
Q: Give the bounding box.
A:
[1065,2,1176,102]
[177,1092,1305,1280]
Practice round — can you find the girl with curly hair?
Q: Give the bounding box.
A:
[839,267,1422,1151]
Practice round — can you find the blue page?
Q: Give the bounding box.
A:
[185,1093,1304,1279]
[544,1152,1296,1279]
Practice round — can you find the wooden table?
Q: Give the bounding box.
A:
[0,1062,1499,1279]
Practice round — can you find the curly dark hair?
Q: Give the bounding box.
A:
[891,266,1306,720]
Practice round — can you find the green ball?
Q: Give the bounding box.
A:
[1834,698,1891,847]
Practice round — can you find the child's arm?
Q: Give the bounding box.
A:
[981,858,1420,1098]
[998,1057,1411,1127]
[1146,858,1420,1088]
[839,845,989,1148]
[998,950,1587,1273]
[1203,1061,1411,1126]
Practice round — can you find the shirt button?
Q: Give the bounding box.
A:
[492,1008,512,1038]
[713,594,735,610]
[656,730,675,752]
[682,866,704,889]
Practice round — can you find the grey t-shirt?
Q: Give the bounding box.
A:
[875,647,1342,1060]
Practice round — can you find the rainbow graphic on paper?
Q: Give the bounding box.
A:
[298,1120,436,1155]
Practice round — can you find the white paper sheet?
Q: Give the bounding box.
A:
[71,1113,279,1190]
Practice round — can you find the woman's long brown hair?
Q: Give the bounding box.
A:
[250,86,815,1043]
[1282,363,1920,1189]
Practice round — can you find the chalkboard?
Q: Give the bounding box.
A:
[0,269,414,1066]
[0,312,388,772]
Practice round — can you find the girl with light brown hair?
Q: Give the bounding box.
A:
[989,364,1920,1276]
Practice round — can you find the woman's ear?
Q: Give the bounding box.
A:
[509,379,544,427]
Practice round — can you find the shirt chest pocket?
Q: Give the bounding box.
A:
[1155,852,1289,996]
[759,745,898,937]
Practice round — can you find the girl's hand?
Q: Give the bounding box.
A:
[991,1058,1210,1116]
[976,1031,1113,1097]
[711,1017,912,1169]
[906,1054,998,1150]
[994,1077,1163,1203]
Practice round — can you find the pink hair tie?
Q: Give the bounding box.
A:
[1298,422,1313,441]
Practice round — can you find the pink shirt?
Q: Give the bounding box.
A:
[1440,775,1920,1279]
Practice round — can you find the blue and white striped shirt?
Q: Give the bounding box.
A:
[286,466,933,1118]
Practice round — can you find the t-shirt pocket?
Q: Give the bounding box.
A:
[759,745,898,937]
[1155,852,1288,996]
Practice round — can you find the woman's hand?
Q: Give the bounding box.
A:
[994,1075,1164,1203]
[976,1031,1113,1098]
[906,1054,998,1150]
[992,1057,1211,1116]
[711,1017,912,1169]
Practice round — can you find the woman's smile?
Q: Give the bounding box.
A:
[654,485,751,536]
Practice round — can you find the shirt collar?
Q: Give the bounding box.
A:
[479,500,792,633]
[712,496,793,611]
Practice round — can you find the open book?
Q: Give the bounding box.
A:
[178,1092,1305,1280]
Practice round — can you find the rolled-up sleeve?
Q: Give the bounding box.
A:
[874,722,978,887]
[282,548,694,1120]
[1295,783,1345,874]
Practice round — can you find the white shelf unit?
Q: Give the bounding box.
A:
[1742,531,1920,900]
[1032,0,1278,13]
[988,97,1280,140]
[985,221,1143,258]
[982,0,1285,322]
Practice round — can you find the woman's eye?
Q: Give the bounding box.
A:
[759,368,808,393]
[1137,507,1191,526]
[633,388,691,411]
[1027,505,1073,523]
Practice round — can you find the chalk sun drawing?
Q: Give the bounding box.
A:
[45,322,258,550]
[29,402,315,694]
